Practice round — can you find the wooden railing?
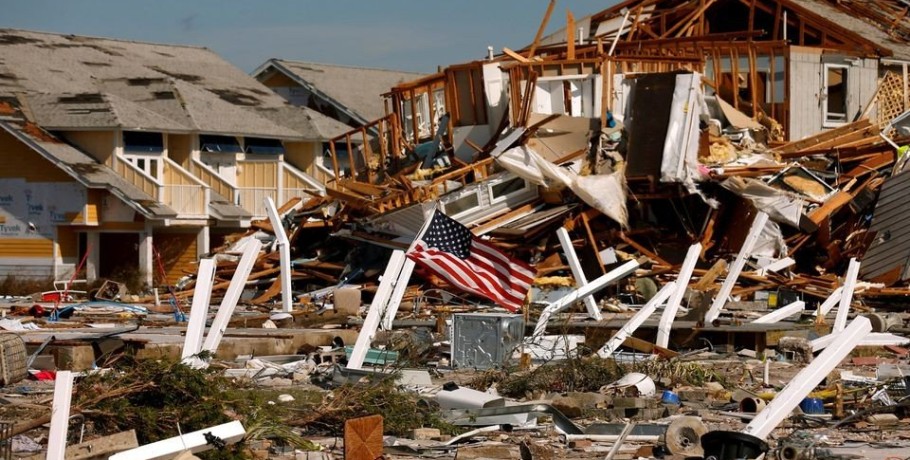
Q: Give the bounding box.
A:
[237,187,276,217]
[283,162,325,196]
[112,157,160,199]
[163,159,209,217]
[188,159,237,203]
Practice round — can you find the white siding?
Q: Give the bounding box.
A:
[789,48,823,140]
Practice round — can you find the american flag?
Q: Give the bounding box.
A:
[407,210,535,312]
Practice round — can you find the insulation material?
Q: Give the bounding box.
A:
[660,73,707,188]
[720,176,807,229]
[496,145,628,227]
[0,178,86,238]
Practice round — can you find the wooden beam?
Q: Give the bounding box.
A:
[528,0,557,59]
[567,10,576,60]
[503,47,531,63]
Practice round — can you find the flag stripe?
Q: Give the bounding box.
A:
[406,210,535,312]
[412,243,525,310]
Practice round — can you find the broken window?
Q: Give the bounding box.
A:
[442,192,480,218]
[489,176,531,204]
[401,92,432,141]
[200,135,242,153]
[123,131,163,153]
[824,64,849,126]
[244,137,285,155]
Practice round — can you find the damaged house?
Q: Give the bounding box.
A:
[0,29,351,285]
[311,0,910,306]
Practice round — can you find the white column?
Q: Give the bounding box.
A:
[657,243,700,349]
[181,258,215,365]
[202,239,262,355]
[752,301,805,324]
[85,231,100,282]
[705,211,769,323]
[380,258,415,330]
[47,370,75,460]
[598,281,676,358]
[833,258,861,332]
[744,317,872,440]
[556,227,601,321]
[532,260,639,338]
[138,224,153,287]
[264,197,292,312]
[348,250,406,370]
[196,225,210,258]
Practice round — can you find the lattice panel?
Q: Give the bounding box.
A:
[873,71,908,134]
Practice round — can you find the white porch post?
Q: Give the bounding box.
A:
[138,224,154,287]
[85,231,100,282]
[197,225,210,258]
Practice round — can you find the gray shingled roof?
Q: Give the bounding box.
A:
[0,29,340,140]
[257,59,426,123]
[254,105,353,141]
[25,92,190,132]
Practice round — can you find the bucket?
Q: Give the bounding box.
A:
[661,390,681,405]
[701,431,768,460]
[799,397,824,414]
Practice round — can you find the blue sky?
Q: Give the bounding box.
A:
[0,1,618,73]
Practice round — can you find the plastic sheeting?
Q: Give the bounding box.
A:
[496,145,628,227]
[660,73,708,188]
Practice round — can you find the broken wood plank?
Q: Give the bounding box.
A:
[527,0,557,59]
[502,47,531,63]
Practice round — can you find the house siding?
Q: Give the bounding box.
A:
[154,231,198,285]
[59,131,115,166]
[789,47,824,141]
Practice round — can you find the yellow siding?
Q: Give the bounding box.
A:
[59,131,115,165]
[237,161,278,188]
[168,134,193,167]
[284,141,318,174]
[56,226,77,259]
[154,232,198,285]
[0,238,54,258]
[0,130,74,182]
[260,71,298,88]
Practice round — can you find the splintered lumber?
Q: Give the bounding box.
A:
[692,259,727,291]
[527,0,557,59]
[774,119,872,157]
[807,191,853,225]
[502,47,531,63]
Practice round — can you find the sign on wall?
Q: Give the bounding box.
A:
[0,179,86,238]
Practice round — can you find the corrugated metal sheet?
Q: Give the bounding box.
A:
[860,170,910,283]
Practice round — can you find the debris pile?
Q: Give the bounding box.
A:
[4,0,910,458]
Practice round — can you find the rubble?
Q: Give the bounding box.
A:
[3,0,910,458]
